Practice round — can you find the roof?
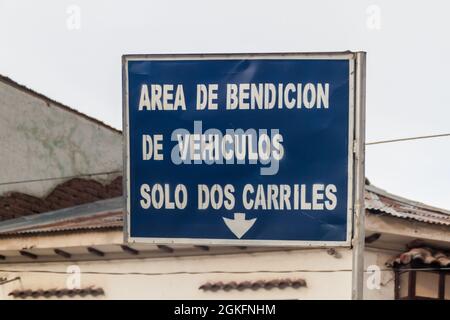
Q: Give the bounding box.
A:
[365,184,450,226]
[0,74,121,134]
[0,176,122,222]
[0,181,449,236]
[387,247,450,268]
[199,278,307,291]
[0,197,122,236]
[9,287,104,299]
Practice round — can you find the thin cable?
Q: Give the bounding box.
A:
[0,132,448,186]
[0,267,449,276]
[366,133,450,146]
[0,170,122,187]
[0,276,20,285]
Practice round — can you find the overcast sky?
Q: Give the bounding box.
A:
[1,0,449,209]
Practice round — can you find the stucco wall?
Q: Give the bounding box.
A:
[0,79,122,197]
[363,248,397,300]
[0,249,354,300]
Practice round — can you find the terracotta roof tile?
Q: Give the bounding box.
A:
[387,247,450,268]
[199,278,307,291]
[9,286,104,299]
[0,176,122,221]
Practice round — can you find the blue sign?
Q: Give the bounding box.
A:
[124,54,355,246]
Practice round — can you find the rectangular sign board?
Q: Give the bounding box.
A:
[123,52,361,246]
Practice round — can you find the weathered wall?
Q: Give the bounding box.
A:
[363,248,397,300]
[0,248,354,300]
[0,78,122,197]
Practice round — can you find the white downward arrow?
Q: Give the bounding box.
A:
[223,213,257,239]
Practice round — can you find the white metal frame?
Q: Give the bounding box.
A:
[122,52,363,249]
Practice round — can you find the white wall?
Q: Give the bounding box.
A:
[363,248,397,300]
[0,249,354,300]
[0,79,122,197]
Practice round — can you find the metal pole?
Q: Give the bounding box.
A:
[352,52,366,300]
[122,56,130,244]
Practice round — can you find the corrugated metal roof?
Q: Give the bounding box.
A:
[365,184,450,226]
[0,183,449,236]
[0,197,122,236]
[7,211,122,235]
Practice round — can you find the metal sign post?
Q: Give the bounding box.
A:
[122,52,364,251]
[351,52,367,300]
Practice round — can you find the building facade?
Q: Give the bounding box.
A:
[0,75,449,300]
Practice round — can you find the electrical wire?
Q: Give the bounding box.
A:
[0,276,20,285]
[0,135,447,279]
[0,133,448,187]
[0,170,122,187]
[366,133,450,146]
[0,267,448,276]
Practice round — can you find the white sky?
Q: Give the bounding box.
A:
[1,0,449,209]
